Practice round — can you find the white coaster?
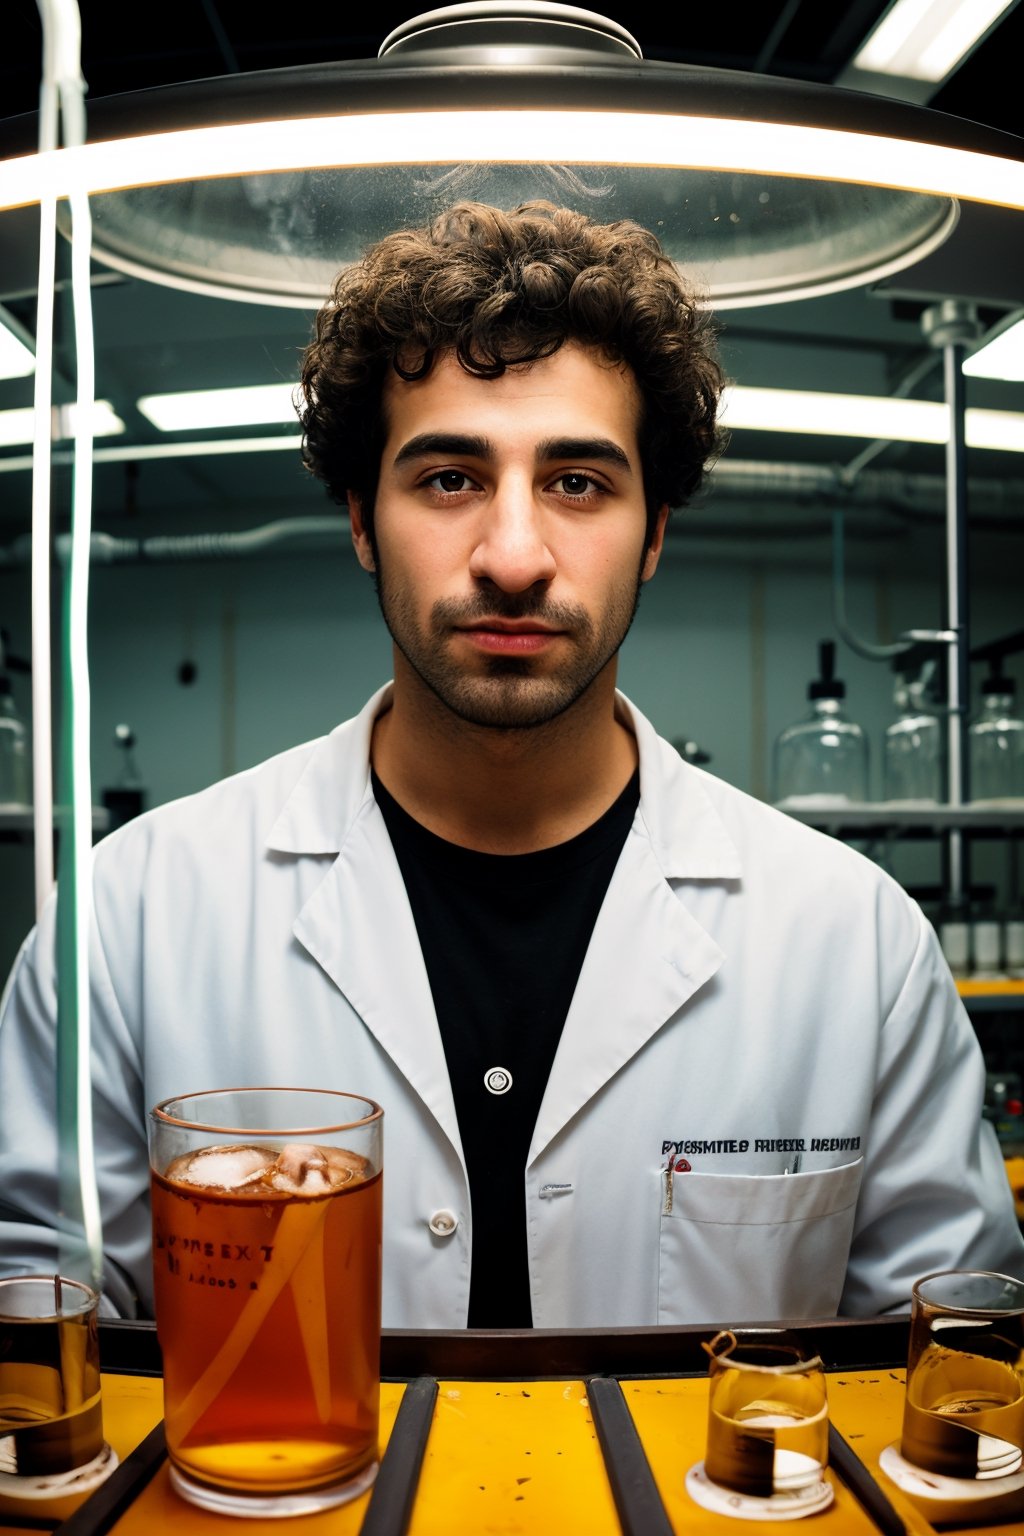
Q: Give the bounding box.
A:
[879,1442,1024,1526]
[686,1460,834,1521]
[0,1439,119,1520]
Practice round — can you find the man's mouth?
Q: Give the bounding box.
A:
[456,619,565,653]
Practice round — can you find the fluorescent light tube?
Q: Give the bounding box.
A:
[0,401,124,447]
[963,315,1024,381]
[853,0,1016,83]
[1,111,1023,217]
[137,382,297,432]
[721,385,1024,452]
[0,320,34,380]
[965,407,1024,451]
[2,389,1024,464]
[722,386,945,442]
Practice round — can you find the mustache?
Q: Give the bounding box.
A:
[431,592,591,629]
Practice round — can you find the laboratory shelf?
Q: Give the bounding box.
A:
[0,805,110,838]
[774,800,1024,834]
[957,979,1024,1012]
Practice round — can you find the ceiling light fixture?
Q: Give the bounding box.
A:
[2,3,1022,311]
[137,382,299,432]
[125,379,1024,454]
[963,311,1024,381]
[849,0,1018,88]
[719,386,1024,451]
[0,314,35,379]
[0,401,124,448]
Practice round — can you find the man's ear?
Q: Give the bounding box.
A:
[348,493,376,572]
[640,504,670,582]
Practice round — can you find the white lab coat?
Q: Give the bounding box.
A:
[1,685,1021,1324]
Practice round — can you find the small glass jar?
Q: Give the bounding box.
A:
[884,678,942,803]
[969,675,1024,802]
[773,642,868,805]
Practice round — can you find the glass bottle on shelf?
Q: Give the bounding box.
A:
[0,672,30,807]
[772,640,869,806]
[883,656,942,804]
[968,670,1024,802]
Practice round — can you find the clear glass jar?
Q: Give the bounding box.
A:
[773,696,869,804]
[0,681,30,806]
[884,680,942,803]
[969,682,1024,801]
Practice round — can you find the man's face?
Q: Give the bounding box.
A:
[350,343,667,731]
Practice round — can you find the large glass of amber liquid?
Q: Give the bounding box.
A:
[149,1088,383,1518]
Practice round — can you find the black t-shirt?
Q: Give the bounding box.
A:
[372,766,640,1326]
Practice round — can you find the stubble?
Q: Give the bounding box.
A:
[373,573,645,731]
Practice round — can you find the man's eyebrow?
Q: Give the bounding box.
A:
[392,432,635,473]
[392,433,492,467]
[537,437,634,473]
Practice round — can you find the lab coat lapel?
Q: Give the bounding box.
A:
[293,812,464,1165]
[266,684,464,1167]
[527,833,724,1163]
[528,695,740,1165]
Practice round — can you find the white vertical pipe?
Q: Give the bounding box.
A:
[30,7,59,915]
[36,0,103,1290]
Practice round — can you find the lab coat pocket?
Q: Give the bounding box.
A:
[657,1160,864,1324]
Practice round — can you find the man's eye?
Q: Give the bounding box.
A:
[555,472,599,498]
[427,470,473,494]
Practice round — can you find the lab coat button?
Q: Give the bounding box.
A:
[428,1208,458,1237]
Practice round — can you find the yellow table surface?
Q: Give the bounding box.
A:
[3,1366,1024,1534]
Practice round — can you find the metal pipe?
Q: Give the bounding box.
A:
[921,300,981,914]
[945,335,970,908]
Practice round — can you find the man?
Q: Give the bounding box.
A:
[1,202,1021,1326]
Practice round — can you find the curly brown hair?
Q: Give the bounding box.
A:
[298,200,724,545]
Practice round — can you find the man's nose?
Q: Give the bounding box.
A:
[468,487,557,592]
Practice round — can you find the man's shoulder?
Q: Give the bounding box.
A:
[689,764,856,850]
[634,712,916,919]
[691,761,900,883]
[93,738,318,870]
[92,698,378,877]
[692,763,928,946]
[626,695,898,893]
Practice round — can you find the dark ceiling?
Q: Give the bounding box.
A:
[3,2,1022,135]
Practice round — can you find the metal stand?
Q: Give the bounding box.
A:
[921,300,982,916]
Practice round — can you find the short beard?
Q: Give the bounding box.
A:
[372,571,645,731]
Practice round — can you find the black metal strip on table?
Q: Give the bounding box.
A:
[53,1422,167,1536]
[358,1376,438,1536]
[375,1315,911,1380]
[828,1424,906,1536]
[97,1315,913,1383]
[586,1376,675,1536]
